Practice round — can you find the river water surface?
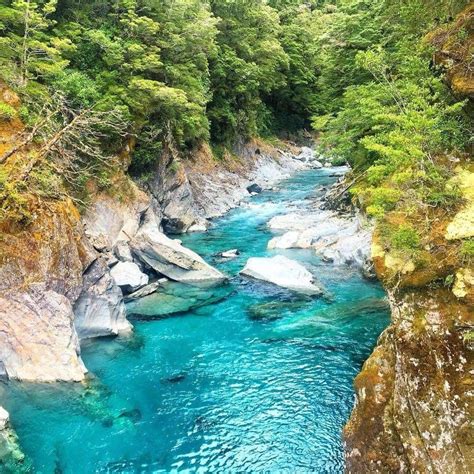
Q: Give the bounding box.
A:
[0,168,389,473]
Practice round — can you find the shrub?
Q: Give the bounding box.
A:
[426,186,463,207]
[460,239,474,264]
[390,224,421,253]
[366,204,385,219]
[365,186,402,218]
[0,102,17,121]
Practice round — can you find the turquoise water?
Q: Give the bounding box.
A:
[0,169,389,473]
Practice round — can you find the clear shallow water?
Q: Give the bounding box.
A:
[0,169,390,473]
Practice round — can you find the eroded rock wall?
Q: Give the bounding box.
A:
[344,168,474,472]
[345,288,473,473]
[146,139,307,233]
[0,200,93,382]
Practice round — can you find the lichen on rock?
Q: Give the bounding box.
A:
[345,289,474,473]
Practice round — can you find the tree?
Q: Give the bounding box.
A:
[0,0,67,86]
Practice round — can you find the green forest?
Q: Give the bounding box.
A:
[0,0,472,258]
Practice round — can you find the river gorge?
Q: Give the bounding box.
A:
[0,166,390,472]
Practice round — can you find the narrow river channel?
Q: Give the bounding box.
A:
[0,168,390,473]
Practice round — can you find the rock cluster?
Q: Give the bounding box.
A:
[267,208,373,274]
[146,140,314,233]
[0,140,311,383]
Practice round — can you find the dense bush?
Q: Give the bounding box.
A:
[0,101,16,121]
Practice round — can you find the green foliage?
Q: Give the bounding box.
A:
[29,165,62,198]
[0,167,31,224]
[0,0,470,208]
[314,0,471,224]
[0,101,16,120]
[390,224,421,252]
[460,239,474,264]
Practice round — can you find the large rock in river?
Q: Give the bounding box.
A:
[240,255,322,295]
[74,259,132,340]
[110,261,149,293]
[0,285,87,382]
[130,223,226,285]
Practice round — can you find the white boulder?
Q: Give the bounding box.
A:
[130,223,226,285]
[268,231,302,249]
[188,222,208,232]
[240,255,322,295]
[221,249,240,258]
[0,407,9,430]
[110,261,149,293]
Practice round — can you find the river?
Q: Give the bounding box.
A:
[0,167,389,473]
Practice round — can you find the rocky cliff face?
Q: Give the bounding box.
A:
[146,139,307,233]
[0,200,93,382]
[345,287,473,473]
[344,10,474,469]
[344,169,474,472]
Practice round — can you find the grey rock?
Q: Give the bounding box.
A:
[0,285,87,382]
[107,255,119,268]
[146,142,311,234]
[124,281,163,302]
[74,259,132,339]
[0,362,8,382]
[131,222,226,285]
[110,261,149,293]
[0,407,9,431]
[267,210,373,273]
[83,187,150,246]
[114,240,134,262]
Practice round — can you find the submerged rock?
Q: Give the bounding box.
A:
[130,222,226,285]
[110,261,149,293]
[126,281,232,318]
[161,372,187,384]
[0,407,30,473]
[240,255,323,295]
[247,299,311,321]
[247,183,263,194]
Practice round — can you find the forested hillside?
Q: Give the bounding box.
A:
[0,1,472,225]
